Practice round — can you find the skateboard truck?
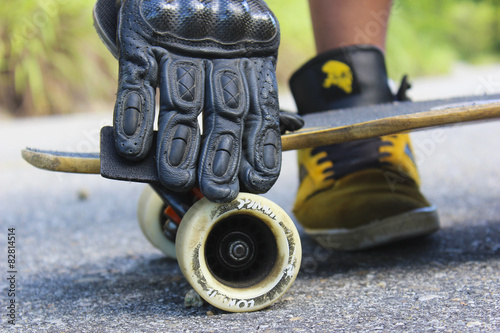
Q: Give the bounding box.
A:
[100,126,209,242]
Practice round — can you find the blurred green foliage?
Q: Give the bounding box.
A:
[0,0,116,116]
[385,0,500,79]
[1,0,499,116]
[272,0,500,86]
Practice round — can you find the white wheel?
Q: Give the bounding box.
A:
[137,186,176,259]
[176,193,301,312]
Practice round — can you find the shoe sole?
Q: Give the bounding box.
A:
[304,206,439,251]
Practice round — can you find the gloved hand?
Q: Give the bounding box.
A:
[93,0,286,203]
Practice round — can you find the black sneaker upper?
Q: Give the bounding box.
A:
[290,45,395,114]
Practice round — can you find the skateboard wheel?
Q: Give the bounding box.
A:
[176,193,301,312]
[137,186,176,259]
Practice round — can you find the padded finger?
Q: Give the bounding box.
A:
[157,57,204,192]
[198,59,249,202]
[113,47,157,161]
[279,110,304,134]
[239,56,281,193]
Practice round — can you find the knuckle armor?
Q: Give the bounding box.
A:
[137,0,279,56]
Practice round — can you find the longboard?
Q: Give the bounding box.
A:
[22,93,500,175]
[20,93,500,313]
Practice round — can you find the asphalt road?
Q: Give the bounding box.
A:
[1,63,500,332]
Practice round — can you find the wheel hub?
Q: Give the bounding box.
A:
[229,241,249,260]
[205,214,278,288]
[219,232,255,268]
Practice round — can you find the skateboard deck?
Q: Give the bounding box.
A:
[22,93,500,176]
[21,149,100,174]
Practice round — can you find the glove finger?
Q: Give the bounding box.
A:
[239,56,281,194]
[114,48,157,161]
[279,110,304,134]
[199,59,249,202]
[157,56,204,192]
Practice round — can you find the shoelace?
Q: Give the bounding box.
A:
[311,137,393,181]
[305,75,413,183]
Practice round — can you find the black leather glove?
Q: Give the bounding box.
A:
[94,0,284,203]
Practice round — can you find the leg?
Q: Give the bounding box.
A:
[309,0,392,52]
[289,1,439,250]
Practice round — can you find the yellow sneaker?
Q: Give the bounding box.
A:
[293,134,439,250]
[289,45,439,250]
